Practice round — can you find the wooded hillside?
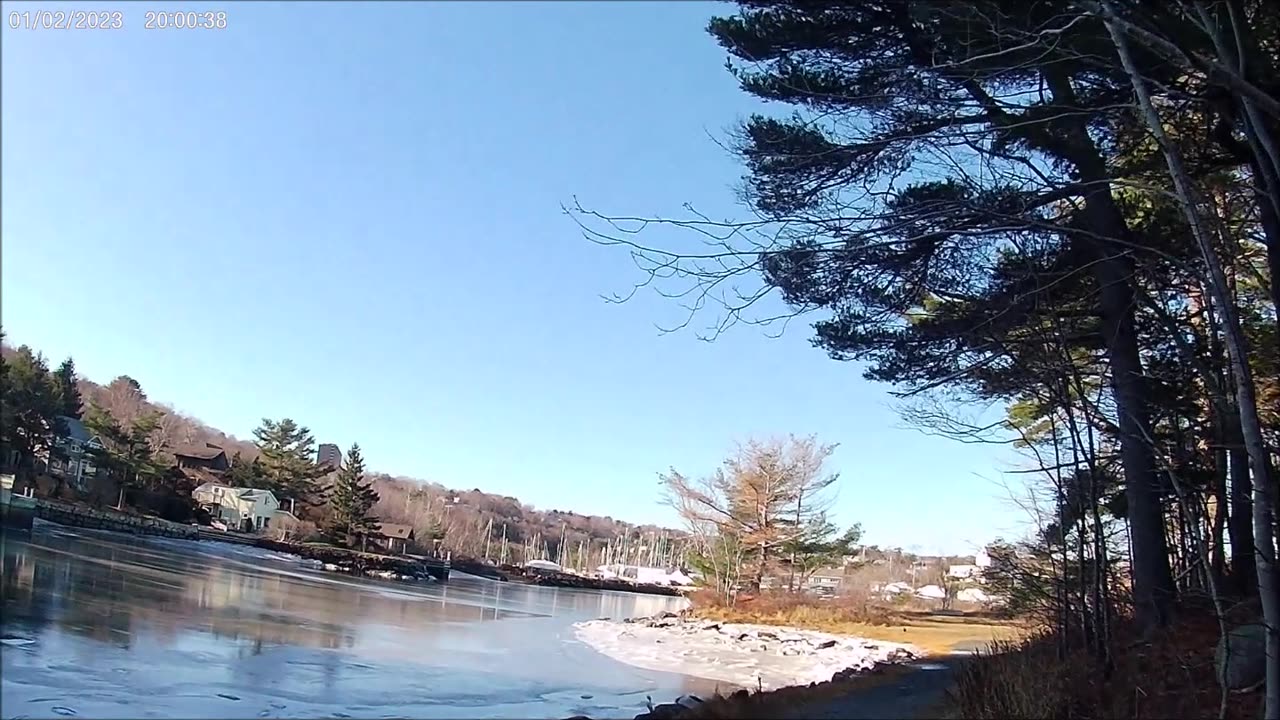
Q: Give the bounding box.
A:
[0,342,679,565]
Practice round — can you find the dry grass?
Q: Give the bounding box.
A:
[689,591,1028,656]
[951,610,1259,719]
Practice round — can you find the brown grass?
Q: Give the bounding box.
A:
[689,591,1028,656]
[951,610,1259,719]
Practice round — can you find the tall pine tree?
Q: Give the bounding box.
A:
[252,418,326,511]
[329,443,380,548]
[3,346,59,471]
[52,357,82,419]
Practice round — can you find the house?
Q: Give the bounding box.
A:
[358,522,415,555]
[47,416,104,491]
[947,564,981,580]
[173,443,230,473]
[192,483,279,532]
[806,566,846,594]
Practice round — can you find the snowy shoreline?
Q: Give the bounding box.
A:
[574,613,921,693]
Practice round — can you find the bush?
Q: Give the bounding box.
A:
[691,589,902,629]
[951,610,1259,719]
[271,515,318,542]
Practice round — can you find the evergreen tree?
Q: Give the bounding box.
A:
[52,357,82,419]
[252,418,326,509]
[226,451,269,489]
[2,346,60,471]
[329,443,380,547]
[85,404,163,509]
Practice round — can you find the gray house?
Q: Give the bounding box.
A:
[47,416,104,491]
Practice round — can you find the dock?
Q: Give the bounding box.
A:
[1,474,35,532]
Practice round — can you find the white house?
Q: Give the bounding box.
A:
[192,483,280,532]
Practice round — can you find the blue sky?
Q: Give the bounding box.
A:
[2,1,1028,554]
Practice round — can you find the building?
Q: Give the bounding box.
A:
[317,443,342,470]
[47,416,104,491]
[806,566,846,595]
[192,483,280,532]
[173,443,230,473]
[358,522,415,554]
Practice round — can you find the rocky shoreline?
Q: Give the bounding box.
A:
[570,612,921,719]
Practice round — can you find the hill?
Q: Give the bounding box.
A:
[0,342,683,569]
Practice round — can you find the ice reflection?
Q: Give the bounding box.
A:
[0,525,704,719]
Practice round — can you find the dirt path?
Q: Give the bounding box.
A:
[779,656,964,720]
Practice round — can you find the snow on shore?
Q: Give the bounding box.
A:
[574,614,920,691]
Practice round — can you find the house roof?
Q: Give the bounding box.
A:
[372,522,414,540]
[173,443,226,460]
[57,415,97,445]
[192,483,277,504]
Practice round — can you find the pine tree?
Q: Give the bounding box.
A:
[226,451,269,489]
[3,346,60,471]
[329,443,380,548]
[85,405,162,509]
[252,418,325,510]
[52,357,82,419]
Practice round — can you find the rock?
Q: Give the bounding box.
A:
[886,647,916,663]
[1218,623,1268,690]
[814,639,837,650]
[674,695,703,709]
[781,646,802,656]
[635,702,686,720]
[758,630,778,640]
[658,611,679,620]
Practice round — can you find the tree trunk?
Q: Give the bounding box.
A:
[1106,16,1280,714]
[1040,64,1176,630]
[1087,215,1177,629]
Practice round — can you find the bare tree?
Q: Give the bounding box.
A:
[661,435,840,594]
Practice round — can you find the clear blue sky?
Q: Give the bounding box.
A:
[2,1,1027,555]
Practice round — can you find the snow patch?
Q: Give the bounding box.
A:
[574,618,919,691]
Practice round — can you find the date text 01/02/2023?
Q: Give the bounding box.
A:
[5,10,227,31]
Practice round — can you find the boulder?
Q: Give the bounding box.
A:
[674,695,703,709]
[635,702,686,720]
[813,639,837,650]
[1217,623,1268,690]
[886,647,916,663]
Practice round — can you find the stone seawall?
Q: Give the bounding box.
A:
[33,499,199,540]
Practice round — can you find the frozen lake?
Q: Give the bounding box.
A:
[0,522,709,719]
